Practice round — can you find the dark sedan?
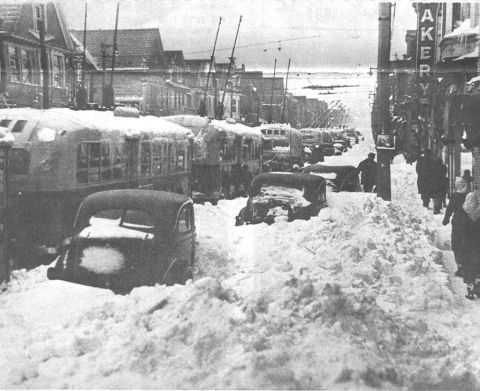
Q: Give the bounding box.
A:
[48,190,196,294]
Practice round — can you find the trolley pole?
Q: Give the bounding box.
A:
[375,2,392,201]
[268,58,277,124]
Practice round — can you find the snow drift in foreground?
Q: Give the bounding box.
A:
[1,138,480,389]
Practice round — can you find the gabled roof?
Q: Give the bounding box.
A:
[0,2,23,32]
[69,32,100,71]
[0,2,73,51]
[71,28,166,69]
[164,50,185,67]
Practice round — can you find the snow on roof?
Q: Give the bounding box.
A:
[442,19,478,40]
[0,108,193,143]
[164,115,262,140]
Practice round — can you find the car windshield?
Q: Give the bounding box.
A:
[86,208,156,237]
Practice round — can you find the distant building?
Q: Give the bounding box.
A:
[0,2,75,107]
[71,28,168,114]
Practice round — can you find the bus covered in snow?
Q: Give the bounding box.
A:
[256,123,303,170]
[0,107,193,268]
[164,115,263,203]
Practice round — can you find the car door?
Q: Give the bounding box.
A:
[164,203,195,284]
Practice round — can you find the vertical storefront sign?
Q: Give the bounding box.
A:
[413,3,439,104]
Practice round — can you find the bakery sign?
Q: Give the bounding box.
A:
[413,3,439,104]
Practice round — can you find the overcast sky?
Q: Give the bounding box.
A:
[60,0,417,73]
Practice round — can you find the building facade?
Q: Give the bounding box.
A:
[0,2,75,107]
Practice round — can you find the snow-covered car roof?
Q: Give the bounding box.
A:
[74,189,191,233]
[249,172,326,199]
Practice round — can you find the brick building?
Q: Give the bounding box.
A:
[0,1,75,107]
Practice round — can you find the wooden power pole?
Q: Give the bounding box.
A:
[375,2,392,201]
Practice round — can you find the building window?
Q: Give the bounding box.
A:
[8,46,20,82]
[20,49,33,83]
[53,55,65,87]
[33,4,46,31]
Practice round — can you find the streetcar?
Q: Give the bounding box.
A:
[299,128,335,156]
[164,115,263,204]
[0,107,193,268]
[256,123,303,171]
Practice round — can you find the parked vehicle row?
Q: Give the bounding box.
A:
[164,115,263,204]
[0,105,363,286]
[0,107,194,269]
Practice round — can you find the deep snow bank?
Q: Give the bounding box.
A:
[1,186,474,389]
[1,134,479,389]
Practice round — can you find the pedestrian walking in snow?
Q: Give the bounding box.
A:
[461,190,480,299]
[462,169,473,193]
[357,153,377,192]
[443,177,469,277]
[416,149,434,208]
[431,157,448,214]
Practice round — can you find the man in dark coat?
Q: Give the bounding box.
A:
[357,153,377,192]
[443,177,469,277]
[416,149,434,208]
[460,190,480,299]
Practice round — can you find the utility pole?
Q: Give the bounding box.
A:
[200,17,222,117]
[82,2,87,85]
[375,2,392,201]
[218,15,242,119]
[38,19,49,109]
[268,58,277,124]
[281,58,291,123]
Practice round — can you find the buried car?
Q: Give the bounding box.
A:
[302,164,361,192]
[48,190,196,294]
[235,173,327,225]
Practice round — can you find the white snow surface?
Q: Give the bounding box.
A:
[1,133,480,389]
[80,247,126,275]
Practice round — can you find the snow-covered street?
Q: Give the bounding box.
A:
[2,131,480,389]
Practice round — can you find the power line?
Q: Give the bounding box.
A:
[183,34,322,55]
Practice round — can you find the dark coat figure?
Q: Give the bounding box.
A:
[461,191,480,299]
[463,170,473,193]
[416,151,434,207]
[443,178,468,275]
[431,158,448,214]
[309,145,324,164]
[357,153,377,192]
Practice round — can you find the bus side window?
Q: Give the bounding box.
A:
[76,143,88,184]
[101,142,112,180]
[112,144,124,180]
[152,141,162,175]
[176,142,185,171]
[88,143,101,183]
[141,141,152,177]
